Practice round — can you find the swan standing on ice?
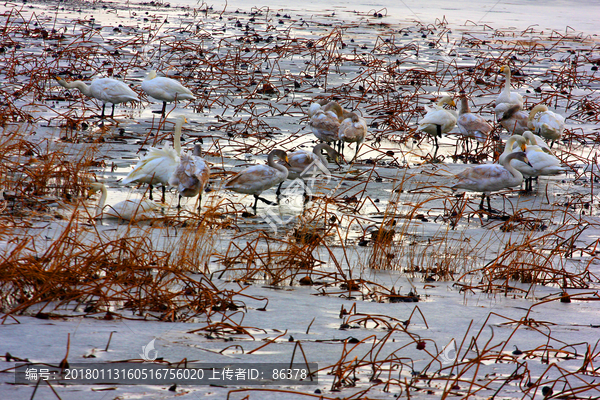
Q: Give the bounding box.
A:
[514,132,566,191]
[494,65,527,134]
[496,103,528,135]
[224,149,289,212]
[54,75,139,119]
[452,151,531,212]
[277,143,341,198]
[338,112,367,162]
[141,70,195,117]
[417,96,457,159]
[169,144,211,210]
[528,104,565,146]
[308,101,347,145]
[495,65,524,110]
[122,116,186,202]
[456,93,492,155]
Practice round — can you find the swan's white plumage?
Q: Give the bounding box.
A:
[142,70,195,116]
[338,112,367,162]
[520,145,565,178]
[528,104,565,143]
[54,76,139,118]
[121,116,186,200]
[89,182,160,220]
[522,131,551,151]
[495,65,523,110]
[417,96,456,158]
[142,71,195,102]
[498,134,564,191]
[518,132,565,178]
[453,151,530,211]
[418,96,457,136]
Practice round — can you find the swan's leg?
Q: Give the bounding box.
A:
[479,193,486,210]
[161,102,167,118]
[351,144,360,163]
[110,104,116,118]
[303,183,311,204]
[197,194,202,211]
[161,185,166,203]
[257,196,276,206]
[148,184,154,201]
[276,182,283,197]
[486,195,493,213]
[100,103,106,119]
[177,195,182,209]
[252,195,259,212]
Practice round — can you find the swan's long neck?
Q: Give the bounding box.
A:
[502,153,524,181]
[523,131,538,146]
[173,120,184,155]
[528,105,546,122]
[95,184,108,217]
[63,80,92,97]
[459,97,470,115]
[324,102,344,119]
[504,67,512,92]
[504,136,518,153]
[268,152,289,177]
[312,143,330,166]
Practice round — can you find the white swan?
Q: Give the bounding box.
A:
[417,96,457,159]
[338,112,367,162]
[277,143,341,197]
[457,94,492,154]
[141,70,195,117]
[498,135,527,167]
[224,149,289,212]
[54,75,139,119]
[89,182,161,220]
[121,116,186,201]
[496,103,528,135]
[522,131,550,151]
[498,134,537,190]
[169,144,211,210]
[515,132,566,191]
[528,104,565,145]
[307,101,346,144]
[495,65,524,109]
[452,151,530,212]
